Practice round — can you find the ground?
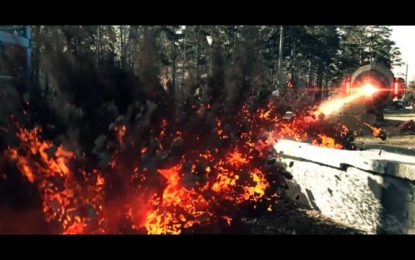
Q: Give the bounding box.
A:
[243,200,362,234]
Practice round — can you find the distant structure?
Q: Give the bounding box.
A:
[0,26,31,92]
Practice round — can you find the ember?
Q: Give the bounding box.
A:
[312,134,343,149]
[7,125,105,234]
[4,97,347,234]
[362,122,387,140]
[1,25,361,235]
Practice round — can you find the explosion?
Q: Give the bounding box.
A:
[6,124,105,234]
[4,98,347,234]
[1,26,357,235]
[362,122,387,140]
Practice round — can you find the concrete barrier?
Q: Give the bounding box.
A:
[274,140,415,234]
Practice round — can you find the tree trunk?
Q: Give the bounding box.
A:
[315,63,324,101]
[291,41,296,87]
[232,26,237,65]
[196,28,200,88]
[172,38,176,87]
[181,27,187,88]
[307,60,312,88]
[96,26,101,65]
[120,26,125,70]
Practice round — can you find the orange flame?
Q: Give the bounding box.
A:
[6,98,346,234]
[362,122,383,138]
[114,125,126,143]
[312,134,343,149]
[7,126,105,234]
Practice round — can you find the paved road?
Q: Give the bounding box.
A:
[354,108,415,155]
[384,110,415,122]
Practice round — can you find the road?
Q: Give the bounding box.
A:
[354,108,415,156]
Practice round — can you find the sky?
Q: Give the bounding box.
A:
[390,26,415,82]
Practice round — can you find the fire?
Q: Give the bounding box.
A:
[145,163,212,234]
[242,169,269,201]
[5,96,347,234]
[258,109,271,120]
[362,122,385,140]
[144,146,271,233]
[6,125,105,234]
[140,147,148,154]
[114,125,126,143]
[315,78,386,118]
[160,119,167,139]
[211,169,239,193]
[315,92,363,117]
[360,83,378,97]
[215,118,229,140]
[227,149,250,166]
[312,134,343,149]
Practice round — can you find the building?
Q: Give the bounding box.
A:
[0,26,31,92]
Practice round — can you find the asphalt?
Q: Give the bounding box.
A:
[354,107,415,156]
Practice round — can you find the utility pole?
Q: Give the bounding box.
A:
[405,63,409,85]
[276,25,283,89]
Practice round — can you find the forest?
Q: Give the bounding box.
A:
[0,25,408,234]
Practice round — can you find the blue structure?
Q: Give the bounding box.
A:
[0,26,32,92]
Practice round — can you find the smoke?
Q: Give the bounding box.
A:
[1,26,297,233]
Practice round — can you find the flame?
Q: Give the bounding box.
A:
[144,146,271,233]
[114,125,126,143]
[242,169,269,202]
[362,122,383,138]
[145,164,212,234]
[315,92,363,117]
[6,97,347,234]
[312,134,343,149]
[340,124,349,135]
[6,125,105,234]
[360,83,378,97]
[315,78,386,117]
[160,119,167,139]
[215,118,229,140]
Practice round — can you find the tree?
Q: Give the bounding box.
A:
[29,25,403,109]
[333,26,402,79]
[365,26,403,68]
